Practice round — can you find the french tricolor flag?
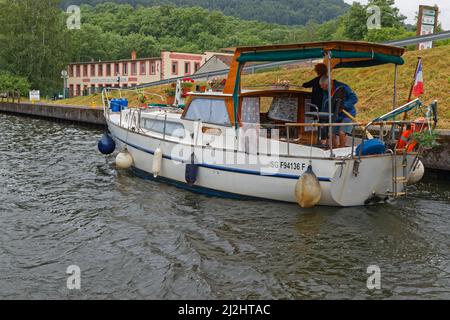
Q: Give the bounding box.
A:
[412,59,424,97]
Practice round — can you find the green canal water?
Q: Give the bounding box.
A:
[0,113,449,299]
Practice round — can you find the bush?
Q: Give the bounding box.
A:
[164,87,176,97]
[0,71,31,95]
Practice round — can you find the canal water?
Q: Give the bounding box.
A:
[1,113,449,300]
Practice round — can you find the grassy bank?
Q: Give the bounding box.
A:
[57,44,450,128]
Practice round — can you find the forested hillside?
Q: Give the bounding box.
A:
[60,0,350,26]
[0,0,419,94]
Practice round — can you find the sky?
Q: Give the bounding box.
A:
[343,0,449,30]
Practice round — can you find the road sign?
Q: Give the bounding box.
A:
[417,5,439,50]
[29,90,40,102]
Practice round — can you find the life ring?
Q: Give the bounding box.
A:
[397,118,429,153]
[397,129,416,152]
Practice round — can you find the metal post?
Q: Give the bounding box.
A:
[287,126,290,156]
[327,52,334,157]
[61,70,68,99]
[163,114,167,140]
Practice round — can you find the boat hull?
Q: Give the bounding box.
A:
[107,120,417,207]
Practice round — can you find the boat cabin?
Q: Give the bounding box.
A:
[182,89,315,144]
[181,41,406,149]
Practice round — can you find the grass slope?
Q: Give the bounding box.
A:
[58,45,450,128]
[242,45,450,128]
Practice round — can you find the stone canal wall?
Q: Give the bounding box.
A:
[421,130,450,172]
[0,101,105,126]
[0,101,449,172]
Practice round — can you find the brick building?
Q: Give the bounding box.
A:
[67,50,221,97]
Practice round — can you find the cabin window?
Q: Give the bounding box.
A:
[184,98,231,126]
[140,118,186,138]
[267,95,298,122]
[242,97,260,125]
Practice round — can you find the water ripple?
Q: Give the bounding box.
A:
[1,114,450,299]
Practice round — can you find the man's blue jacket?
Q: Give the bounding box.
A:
[322,80,358,119]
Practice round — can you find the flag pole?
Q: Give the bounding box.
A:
[403,57,422,122]
[407,57,422,103]
[397,57,422,143]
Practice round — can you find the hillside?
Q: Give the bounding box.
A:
[61,0,349,26]
[58,45,450,128]
[242,45,450,128]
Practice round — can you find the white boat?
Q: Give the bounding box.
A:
[100,41,438,207]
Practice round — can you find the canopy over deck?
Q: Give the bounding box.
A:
[222,41,406,127]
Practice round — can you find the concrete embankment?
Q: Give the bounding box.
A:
[421,130,450,173]
[0,101,449,173]
[0,101,105,126]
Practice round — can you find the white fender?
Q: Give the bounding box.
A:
[295,165,322,208]
[408,160,425,185]
[116,150,133,169]
[152,148,163,178]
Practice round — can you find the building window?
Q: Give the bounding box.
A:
[131,62,137,76]
[69,66,73,77]
[83,65,88,77]
[172,61,178,75]
[140,62,146,75]
[115,63,120,75]
[91,65,95,77]
[98,64,103,77]
[76,84,81,97]
[194,62,201,72]
[76,65,81,77]
[150,62,156,75]
[123,63,128,75]
[185,62,191,75]
[69,84,74,97]
[106,64,111,76]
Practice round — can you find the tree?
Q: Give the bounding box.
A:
[58,0,350,26]
[344,2,370,40]
[368,0,406,29]
[0,71,31,95]
[0,0,71,93]
[366,27,414,43]
[343,0,407,41]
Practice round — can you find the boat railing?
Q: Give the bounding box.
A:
[258,119,427,159]
[101,87,165,121]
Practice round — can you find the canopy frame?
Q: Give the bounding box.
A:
[222,41,406,141]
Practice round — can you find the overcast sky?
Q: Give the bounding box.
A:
[343,0,449,30]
